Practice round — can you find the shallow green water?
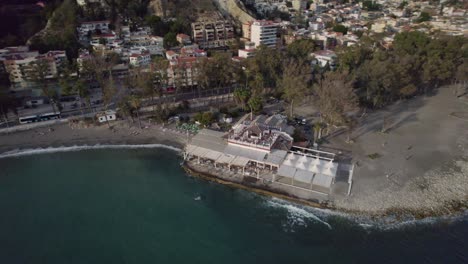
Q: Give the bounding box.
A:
[0,148,467,263]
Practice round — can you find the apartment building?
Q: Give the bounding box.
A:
[238,42,256,59]
[250,20,278,48]
[191,21,235,49]
[167,57,201,88]
[176,34,192,45]
[129,51,151,67]
[77,20,111,41]
[2,48,66,91]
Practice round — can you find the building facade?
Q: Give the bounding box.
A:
[191,21,235,49]
[250,20,278,48]
[2,48,66,91]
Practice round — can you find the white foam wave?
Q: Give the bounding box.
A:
[265,198,468,231]
[266,198,332,230]
[0,144,182,159]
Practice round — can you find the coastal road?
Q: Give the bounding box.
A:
[0,86,235,129]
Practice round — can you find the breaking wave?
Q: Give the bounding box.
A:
[0,144,182,159]
[265,197,468,232]
[266,198,333,230]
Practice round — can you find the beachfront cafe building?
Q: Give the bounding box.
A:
[184,114,339,195]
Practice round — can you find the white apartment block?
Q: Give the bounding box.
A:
[250,20,278,48]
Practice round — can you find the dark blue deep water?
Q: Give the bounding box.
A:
[0,148,467,264]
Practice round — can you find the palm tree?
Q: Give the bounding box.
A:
[313,122,326,143]
[29,59,58,114]
[118,96,133,126]
[248,95,262,120]
[233,87,250,111]
[129,95,142,129]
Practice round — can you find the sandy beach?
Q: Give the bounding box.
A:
[0,120,188,154]
[0,86,467,218]
[328,86,468,217]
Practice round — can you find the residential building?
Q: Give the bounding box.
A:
[191,21,235,49]
[311,50,337,69]
[3,49,66,91]
[292,0,306,11]
[167,57,201,88]
[238,42,256,59]
[129,51,151,67]
[77,21,110,41]
[176,34,192,45]
[242,22,252,39]
[250,20,278,48]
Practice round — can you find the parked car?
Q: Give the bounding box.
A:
[294,116,307,125]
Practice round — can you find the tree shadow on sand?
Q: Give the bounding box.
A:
[352,93,430,139]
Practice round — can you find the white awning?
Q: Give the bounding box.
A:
[312,173,333,188]
[205,150,222,161]
[278,165,297,178]
[282,153,338,178]
[264,149,288,166]
[295,170,314,184]
[224,144,267,163]
[231,156,250,167]
[216,153,235,164]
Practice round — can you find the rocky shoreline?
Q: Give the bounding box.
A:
[182,161,468,221]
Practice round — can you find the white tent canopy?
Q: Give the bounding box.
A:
[294,170,314,183]
[278,165,296,178]
[312,173,333,189]
[282,153,338,178]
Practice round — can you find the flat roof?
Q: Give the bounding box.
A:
[264,149,288,166]
[312,173,333,188]
[231,156,250,167]
[224,144,267,163]
[295,170,314,184]
[189,129,226,152]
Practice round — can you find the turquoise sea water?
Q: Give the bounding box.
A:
[0,147,467,264]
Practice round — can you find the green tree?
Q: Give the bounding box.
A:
[248,95,262,119]
[314,71,358,127]
[233,87,251,111]
[164,32,178,48]
[248,45,284,90]
[416,12,431,23]
[279,60,310,117]
[129,95,142,129]
[194,111,215,127]
[59,63,90,117]
[333,24,348,35]
[286,39,316,62]
[28,59,58,114]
